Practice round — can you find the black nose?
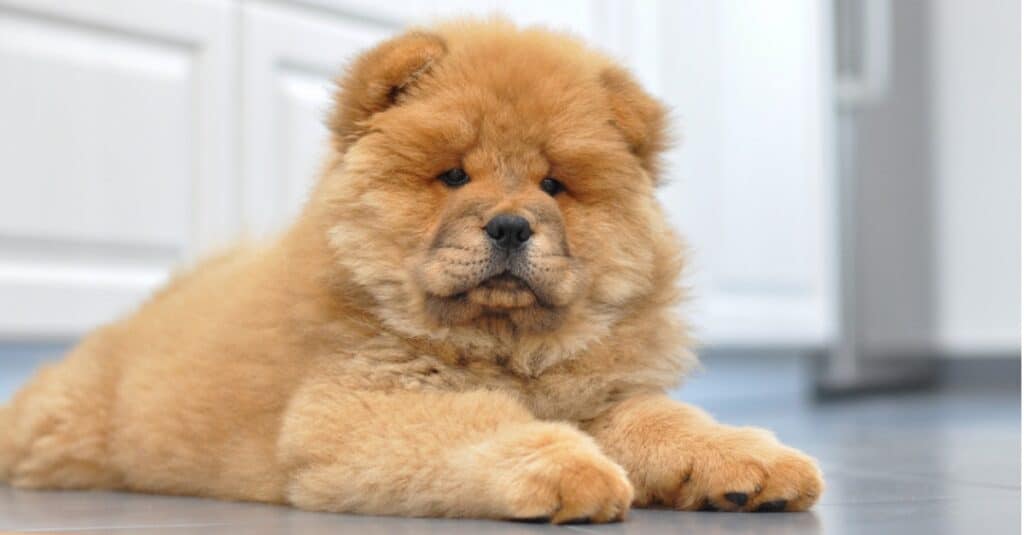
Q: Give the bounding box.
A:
[485,214,532,249]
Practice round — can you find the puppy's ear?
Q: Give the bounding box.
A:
[600,67,670,180]
[329,31,447,152]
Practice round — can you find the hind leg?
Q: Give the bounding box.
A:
[2,343,120,490]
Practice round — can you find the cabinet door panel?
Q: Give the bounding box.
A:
[0,0,234,338]
[241,2,390,236]
[652,0,836,346]
[285,0,599,39]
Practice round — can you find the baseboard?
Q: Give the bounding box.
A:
[936,355,1021,390]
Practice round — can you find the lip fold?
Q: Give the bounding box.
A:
[466,272,537,309]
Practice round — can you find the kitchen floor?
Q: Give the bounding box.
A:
[0,353,1019,534]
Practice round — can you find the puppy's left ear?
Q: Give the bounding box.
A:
[329,31,447,152]
[600,66,670,181]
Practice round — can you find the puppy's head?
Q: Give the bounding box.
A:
[317,20,679,342]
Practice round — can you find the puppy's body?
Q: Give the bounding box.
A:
[1,21,822,522]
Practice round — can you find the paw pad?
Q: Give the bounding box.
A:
[756,499,787,513]
[724,492,748,506]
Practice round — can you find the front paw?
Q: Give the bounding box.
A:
[484,424,634,523]
[647,427,823,513]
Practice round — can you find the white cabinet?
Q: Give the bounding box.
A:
[631,1,837,347]
[235,0,838,347]
[287,0,601,39]
[0,0,235,337]
[931,0,1021,353]
[240,2,389,235]
[0,0,837,348]
[237,0,602,233]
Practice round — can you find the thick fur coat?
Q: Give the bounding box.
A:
[0,20,822,522]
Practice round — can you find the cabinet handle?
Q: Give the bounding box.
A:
[835,0,891,107]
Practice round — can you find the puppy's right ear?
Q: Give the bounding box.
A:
[328,31,447,152]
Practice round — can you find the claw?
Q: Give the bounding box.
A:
[511,516,551,523]
[698,501,720,512]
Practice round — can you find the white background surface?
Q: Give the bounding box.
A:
[930,0,1021,353]
[0,0,1017,356]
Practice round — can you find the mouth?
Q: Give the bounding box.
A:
[479,272,528,290]
[465,272,538,309]
[416,238,585,329]
[418,254,584,332]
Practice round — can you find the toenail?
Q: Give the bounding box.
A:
[699,501,720,512]
[724,492,748,506]
[756,500,787,512]
[513,516,551,523]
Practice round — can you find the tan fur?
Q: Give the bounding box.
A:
[0,19,822,522]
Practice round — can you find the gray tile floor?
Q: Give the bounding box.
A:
[0,353,1020,534]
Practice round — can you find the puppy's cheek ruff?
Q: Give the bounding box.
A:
[588,269,655,308]
[413,250,498,299]
[574,230,660,308]
[327,226,442,338]
[327,224,405,289]
[515,255,587,309]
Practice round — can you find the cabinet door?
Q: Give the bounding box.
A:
[240,2,391,236]
[650,0,837,347]
[0,0,235,338]
[284,0,600,40]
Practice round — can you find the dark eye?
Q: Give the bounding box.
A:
[438,168,470,187]
[540,177,564,196]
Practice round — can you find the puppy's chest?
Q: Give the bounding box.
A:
[516,370,625,422]
[330,347,616,422]
[444,364,621,422]
[363,353,622,422]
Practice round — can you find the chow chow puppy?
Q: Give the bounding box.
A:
[0,20,822,523]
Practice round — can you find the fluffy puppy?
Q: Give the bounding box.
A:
[0,20,822,522]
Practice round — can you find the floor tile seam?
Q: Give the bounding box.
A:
[821,465,1021,491]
